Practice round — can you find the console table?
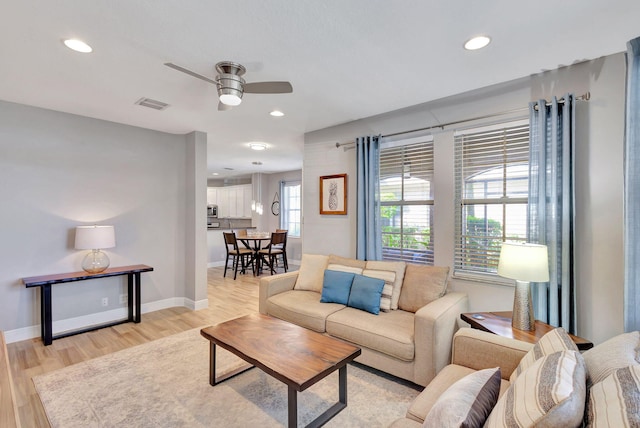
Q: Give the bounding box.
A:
[23,264,154,345]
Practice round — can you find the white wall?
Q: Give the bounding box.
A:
[303,53,626,345]
[0,100,208,341]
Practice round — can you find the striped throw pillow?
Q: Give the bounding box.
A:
[361,269,395,312]
[587,365,640,427]
[423,367,501,428]
[486,350,587,428]
[510,327,578,382]
[583,331,640,385]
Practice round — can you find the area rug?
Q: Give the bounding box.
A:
[33,328,420,427]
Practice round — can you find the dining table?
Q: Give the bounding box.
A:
[238,232,272,274]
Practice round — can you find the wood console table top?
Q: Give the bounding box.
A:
[23,264,154,287]
[461,311,593,351]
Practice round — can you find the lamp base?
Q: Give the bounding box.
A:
[82,249,110,274]
[512,280,535,331]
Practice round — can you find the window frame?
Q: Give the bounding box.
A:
[379,135,435,265]
[280,180,301,238]
[453,119,530,282]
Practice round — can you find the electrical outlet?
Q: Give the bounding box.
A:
[101,297,109,307]
[119,294,127,304]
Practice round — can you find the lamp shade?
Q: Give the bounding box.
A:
[74,225,116,250]
[497,242,549,282]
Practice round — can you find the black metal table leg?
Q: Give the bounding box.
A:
[209,342,217,386]
[288,386,298,428]
[134,272,141,323]
[42,284,53,346]
[127,273,134,322]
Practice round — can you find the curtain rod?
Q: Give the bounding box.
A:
[335,92,590,149]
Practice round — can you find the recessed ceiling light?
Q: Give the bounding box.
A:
[270,110,284,117]
[63,39,93,53]
[464,36,491,51]
[211,172,219,176]
[249,143,267,151]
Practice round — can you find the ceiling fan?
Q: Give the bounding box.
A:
[164,61,293,111]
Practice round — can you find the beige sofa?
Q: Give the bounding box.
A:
[392,328,640,427]
[259,254,469,387]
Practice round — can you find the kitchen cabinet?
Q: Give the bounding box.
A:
[208,184,252,218]
[207,188,217,205]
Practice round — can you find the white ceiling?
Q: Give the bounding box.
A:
[1,1,639,179]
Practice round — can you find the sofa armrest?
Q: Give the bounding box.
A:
[413,292,469,386]
[451,328,533,379]
[258,271,299,314]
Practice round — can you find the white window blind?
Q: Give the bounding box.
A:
[380,137,434,265]
[280,181,301,237]
[454,121,529,277]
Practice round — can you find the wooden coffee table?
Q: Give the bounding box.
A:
[200,313,361,428]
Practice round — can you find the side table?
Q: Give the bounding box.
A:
[460,311,593,351]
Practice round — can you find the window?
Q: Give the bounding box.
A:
[454,121,529,278]
[379,137,434,265]
[280,181,301,237]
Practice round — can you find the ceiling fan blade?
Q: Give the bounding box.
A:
[218,101,233,111]
[164,63,218,86]
[243,81,293,94]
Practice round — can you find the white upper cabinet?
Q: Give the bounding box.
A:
[207,188,217,205]
[207,184,253,218]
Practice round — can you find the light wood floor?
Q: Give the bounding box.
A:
[7,266,278,428]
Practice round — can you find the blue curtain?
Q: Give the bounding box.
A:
[624,36,640,332]
[356,136,382,260]
[528,94,577,333]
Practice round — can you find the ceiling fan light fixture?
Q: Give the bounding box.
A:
[216,72,245,106]
[219,92,242,106]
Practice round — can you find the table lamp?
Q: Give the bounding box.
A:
[75,225,116,273]
[497,242,549,331]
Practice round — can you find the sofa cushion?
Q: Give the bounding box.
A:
[266,289,343,332]
[510,327,578,382]
[347,274,385,315]
[422,367,501,428]
[362,268,395,312]
[406,365,511,423]
[327,263,363,275]
[328,254,367,269]
[320,270,355,305]
[586,365,640,427]
[398,264,449,313]
[293,254,329,292]
[326,307,415,361]
[365,260,406,310]
[582,331,640,385]
[485,350,587,428]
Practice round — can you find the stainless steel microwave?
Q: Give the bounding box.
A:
[207,205,218,217]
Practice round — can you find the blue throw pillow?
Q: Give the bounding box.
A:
[320,270,355,305]
[347,274,385,315]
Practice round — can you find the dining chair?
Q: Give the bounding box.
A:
[274,229,289,271]
[223,232,254,279]
[257,231,288,275]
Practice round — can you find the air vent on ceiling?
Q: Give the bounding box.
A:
[134,97,169,110]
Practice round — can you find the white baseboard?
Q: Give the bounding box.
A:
[4,297,208,344]
[207,261,226,268]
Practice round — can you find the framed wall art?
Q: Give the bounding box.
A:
[319,173,347,215]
